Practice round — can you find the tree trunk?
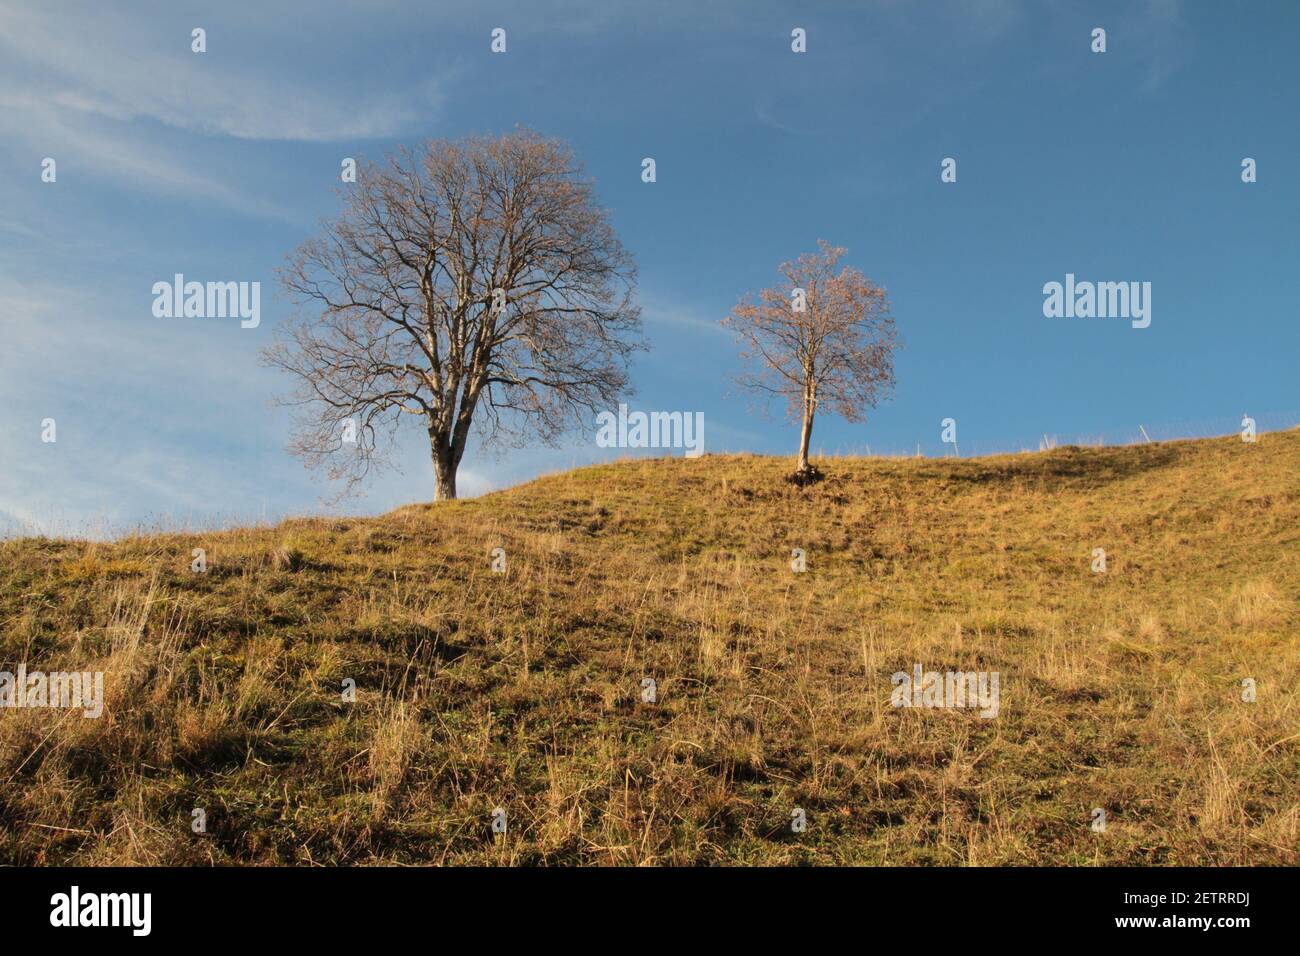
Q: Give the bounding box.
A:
[433,455,457,500]
[431,433,457,501]
[796,403,815,471]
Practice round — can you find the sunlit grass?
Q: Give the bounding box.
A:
[1,430,1296,864]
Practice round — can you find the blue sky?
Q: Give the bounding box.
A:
[2,0,1296,536]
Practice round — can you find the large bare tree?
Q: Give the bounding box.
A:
[263,130,641,500]
[723,241,898,477]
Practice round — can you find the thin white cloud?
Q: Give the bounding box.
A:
[642,299,729,337]
[1132,0,1193,91]
[0,92,301,222]
[0,2,439,143]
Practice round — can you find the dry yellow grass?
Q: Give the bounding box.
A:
[1,430,1296,865]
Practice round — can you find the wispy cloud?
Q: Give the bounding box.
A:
[642,299,730,337]
[0,91,301,222]
[0,275,302,536]
[0,2,440,142]
[1131,0,1193,92]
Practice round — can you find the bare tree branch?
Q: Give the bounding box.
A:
[262,129,643,500]
[721,241,899,472]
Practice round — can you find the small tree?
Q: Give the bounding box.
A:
[263,129,641,501]
[723,241,898,479]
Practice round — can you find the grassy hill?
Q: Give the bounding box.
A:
[2,431,1297,865]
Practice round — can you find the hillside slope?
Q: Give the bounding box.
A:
[1,431,1297,865]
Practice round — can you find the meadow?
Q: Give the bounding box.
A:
[1,430,1296,865]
